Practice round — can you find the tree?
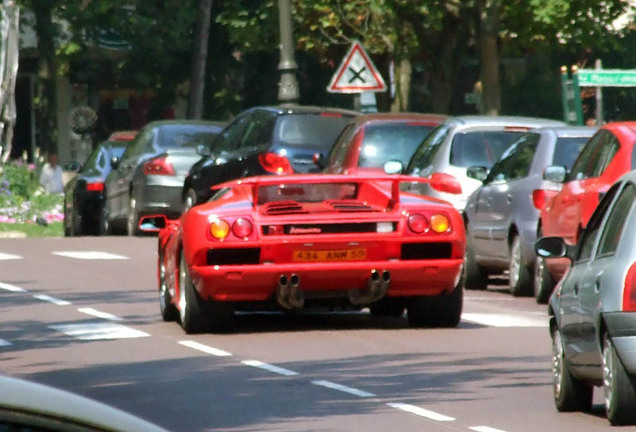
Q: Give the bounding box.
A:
[0,0,20,163]
[187,0,213,119]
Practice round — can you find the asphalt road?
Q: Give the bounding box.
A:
[0,236,631,432]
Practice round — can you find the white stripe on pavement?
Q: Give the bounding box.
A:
[0,252,21,260]
[387,403,455,422]
[52,251,128,260]
[78,308,122,321]
[0,282,26,292]
[50,323,150,340]
[311,380,376,398]
[0,339,11,347]
[470,426,509,432]
[242,360,299,376]
[462,313,548,328]
[33,294,71,306]
[179,340,232,357]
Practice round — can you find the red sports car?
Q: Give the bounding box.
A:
[141,173,465,333]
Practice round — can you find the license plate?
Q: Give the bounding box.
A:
[293,248,366,262]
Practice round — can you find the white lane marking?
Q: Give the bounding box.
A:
[52,251,128,260]
[0,252,21,260]
[78,308,122,321]
[50,323,150,340]
[242,360,299,376]
[33,294,71,306]
[470,427,509,432]
[311,380,376,398]
[387,403,455,422]
[462,313,548,328]
[0,282,26,292]
[178,340,232,357]
[0,339,11,347]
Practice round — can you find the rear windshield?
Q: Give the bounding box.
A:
[450,131,524,168]
[276,114,352,148]
[258,183,358,204]
[359,123,436,168]
[552,137,589,169]
[158,125,220,149]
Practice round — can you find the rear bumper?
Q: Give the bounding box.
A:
[138,184,183,218]
[190,259,463,302]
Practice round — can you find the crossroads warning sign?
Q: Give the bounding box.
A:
[327,41,386,94]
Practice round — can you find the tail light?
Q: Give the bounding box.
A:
[232,218,253,238]
[209,218,230,239]
[85,182,104,192]
[430,172,462,194]
[430,214,450,233]
[144,155,175,176]
[623,262,636,311]
[259,153,293,174]
[407,214,428,233]
[532,189,557,210]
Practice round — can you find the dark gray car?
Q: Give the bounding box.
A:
[464,126,594,298]
[539,169,636,425]
[103,120,225,236]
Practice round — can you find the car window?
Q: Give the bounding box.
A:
[569,130,616,180]
[551,136,589,170]
[120,128,151,162]
[239,110,276,149]
[406,124,451,173]
[449,130,524,169]
[596,182,636,258]
[275,113,352,148]
[575,182,621,262]
[215,114,251,152]
[81,145,105,172]
[327,123,356,168]
[157,124,220,149]
[359,123,436,167]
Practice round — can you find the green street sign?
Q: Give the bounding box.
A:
[577,69,636,87]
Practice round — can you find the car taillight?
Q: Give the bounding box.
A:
[430,172,462,194]
[258,153,293,174]
[430,214,450,233]
[232,218,253,238]
[532,189,557,210]
[85,182,104,192]
[408,214,428,233]
[143,155,175,176]
[209,218,230,239]
[623,262,636,311]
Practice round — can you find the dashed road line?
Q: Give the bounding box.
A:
[49,322,150,340]
[178,340,232,357]
[52,251,128,260]
[311,380,376,398]
[0,339,11,347]
[241,360,299,376]
[470,426,508,432]
[462,313,548,328]
[0,282,27,292]
[387,403,455,422]
[0,252,21,260]
[33,294,71,306]
[78,307,122,321]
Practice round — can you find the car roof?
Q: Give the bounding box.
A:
[446,115,566,128]
[349,112,448,125]
[142,119,228,129]
[246,104,360,117]
[531,125,598,138]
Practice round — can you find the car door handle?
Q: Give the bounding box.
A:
[507,194,513,204]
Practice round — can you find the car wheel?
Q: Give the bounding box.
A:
[178,250,209,334]
[127,195,140,237]
[603,334,636,425]
[183,188,197,213]
[407,280,463,328]
[158,250,177,322]
[98,204,110,236]
[70,207,82,237]
[509,235,531,297]
[369,298,405,318]
[552,328,593,412]
[464,232,488,290]
[534,255,554,304]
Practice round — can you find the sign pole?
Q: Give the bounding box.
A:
[595,59,604,125]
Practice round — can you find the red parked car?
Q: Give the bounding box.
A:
[141,173,465,333]
[322,112,447,174]
[536,121,636,291]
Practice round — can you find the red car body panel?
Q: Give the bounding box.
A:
[153,173,464,309]
[541,122,636,281]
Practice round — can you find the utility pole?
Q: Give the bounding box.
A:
[277,0,299,104]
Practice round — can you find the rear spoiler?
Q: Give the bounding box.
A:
[212,173,462,209]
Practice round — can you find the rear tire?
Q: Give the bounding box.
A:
[178,251,209,334]
[465,233,488,290]
[159,251,177,322]
[407,281,463,328]
[127,195,140,237]
[603,334,636,425]
[98,204,111,236]
[183,188,197,213]
[534,255,554,304]
[552,329,593,412]
[509,235,531,297]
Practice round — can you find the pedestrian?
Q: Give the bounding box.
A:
[39,152,64,194]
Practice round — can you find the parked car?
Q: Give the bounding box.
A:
[140,172,465,333]
[539,169,636,425]
[537,121,636,295]
[63,130,138,236]
[103,120,226,236]
[463,126,594,297]
[181,105,358,210]
[0,374,169,431]
[322,112,447,174]
[402,116,566,212]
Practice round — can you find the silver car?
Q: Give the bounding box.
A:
[403,116,566,212]
[538,169,636,425]
[103,120,225,236]
[463,126,594,297]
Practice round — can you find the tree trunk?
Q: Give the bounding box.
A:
[187,0,213,119]
[0,1,20,163]
[477,0,501,115]
[390,58,412,112]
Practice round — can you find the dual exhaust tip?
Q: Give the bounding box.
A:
[276,274,304,310]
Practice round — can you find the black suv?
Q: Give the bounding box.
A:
[182,105,358,209]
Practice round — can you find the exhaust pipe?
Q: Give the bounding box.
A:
[276,275,291,309]
[348,269,389,305]
[275,274,304,309]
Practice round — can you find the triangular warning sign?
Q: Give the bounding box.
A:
[327,41,386,94]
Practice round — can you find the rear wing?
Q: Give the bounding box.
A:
[212,173,461,209]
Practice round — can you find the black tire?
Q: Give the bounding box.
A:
[509,235,532,297]
[183,188,197,213]
[70,207,82,237]
[407,282,463,328]
[465,232,488,290]
[98,204,111,236]
[369,298,405,318]
[603,334,636,425]
[158,251,177,322]
[178,251,209,334]
[127,195,140,237]
[552,329,593,412]
[534,255,554,304]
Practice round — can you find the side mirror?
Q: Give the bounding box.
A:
[543,165,567,183]
[138,214,168,232]
[466,166,488,182]
[197,144,212,157]
[535,236,573,261]
[313,153,325,169]
[383,160,404,175]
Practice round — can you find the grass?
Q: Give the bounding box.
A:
[0,222,63,237]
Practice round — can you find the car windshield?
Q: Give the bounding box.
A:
[276,114,352,147]
[258,183,358,204]
[359,123,436,168]
[449,131,524,168]
[552,136,590,170]
[81,141,128,171]
[158,125,219,149]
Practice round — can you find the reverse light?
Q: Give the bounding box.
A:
[232,218,253,238]
[259,153,293,174]
[623,262,636,311]
[85,182,104,192]
[209,218,231,239]
[532,189,557,210]
[408,214,428,234]
[377,222,393,233]
[430,214,450,233]
[143,155,175,176]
